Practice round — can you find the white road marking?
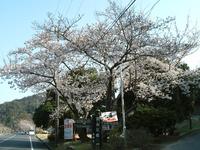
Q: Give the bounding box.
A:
[29,136,34,150]
[0,135,16,144]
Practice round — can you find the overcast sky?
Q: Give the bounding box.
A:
[0,0,200,104]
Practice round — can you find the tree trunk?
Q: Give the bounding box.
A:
[77,128,89,142]
[71,103,80,119]
[106,70,114,111]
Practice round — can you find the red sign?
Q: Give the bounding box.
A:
[100,111,118,123]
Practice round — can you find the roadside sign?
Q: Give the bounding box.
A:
[92,114,102,149]
[100,111,118,123]
[75,119,91,128]
[64,118,74,140]
[102,121,118,131]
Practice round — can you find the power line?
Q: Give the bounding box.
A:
[145,0,161,17]
[74,0,85,17]
[63,0,73,17]
[56,0,137,52]
[91,0,137,45]
[107,0,137,32]
[55,0,61,13]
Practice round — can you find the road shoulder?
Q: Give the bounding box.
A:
[36,134,53,150]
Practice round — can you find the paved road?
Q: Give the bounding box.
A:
[0,134,49,150]
[162,132,200,150]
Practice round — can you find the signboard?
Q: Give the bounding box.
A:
[64,119,74,140]
[102,121,118,131]
[92,115,102,149]
[75,119,91,128]
[100,111,118,123]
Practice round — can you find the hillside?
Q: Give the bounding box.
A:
[0,124,12,134]
[0,94,45,130]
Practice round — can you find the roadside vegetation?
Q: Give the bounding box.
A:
[0,124,12,134]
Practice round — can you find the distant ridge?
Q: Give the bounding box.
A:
[0,94,45,129]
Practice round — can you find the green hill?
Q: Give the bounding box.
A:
[0,94,45,130]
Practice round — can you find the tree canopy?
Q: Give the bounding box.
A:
[0,1,199,118]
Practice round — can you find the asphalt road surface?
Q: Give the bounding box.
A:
[0,134,49,150]
[162,132,200,150]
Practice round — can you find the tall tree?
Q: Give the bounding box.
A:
[70,1,199,110]
[0,14,106,118]
[0,1,199,113]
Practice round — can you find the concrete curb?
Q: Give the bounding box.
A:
[36,135,53,150]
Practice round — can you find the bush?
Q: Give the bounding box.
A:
[108,127,153,149]
[126,129,153,149]
[109,135,125,150]
[47,133,55,141]
[109,126,125,149]
[127,105,176,136]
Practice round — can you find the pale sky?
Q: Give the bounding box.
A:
[0,0,200,104]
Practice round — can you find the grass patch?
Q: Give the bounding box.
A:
[51,141,113,150]
[55,141,91,150]
[36,133,92,150]
[175,116,200,136]
[55,141,111,150]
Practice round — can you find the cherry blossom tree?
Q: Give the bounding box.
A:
[70,1,199,110]
[0,14,106,118]
[0,1,199,114]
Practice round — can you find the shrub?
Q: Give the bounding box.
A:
[109,126,125,149]
[109,135,125,150]
[47,133,55,141]
[126,129,153,149]
[108,127,153,149]
[127,105,176,136]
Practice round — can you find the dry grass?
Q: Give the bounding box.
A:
[36,133,49,142]
[0,124,12,134]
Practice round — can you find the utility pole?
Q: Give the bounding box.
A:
[55,69,60,146]
[55,28,60,145]
[120,65,126,146]
[56,89,60,145]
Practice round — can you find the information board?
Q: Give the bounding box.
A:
[64,118,74,140]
